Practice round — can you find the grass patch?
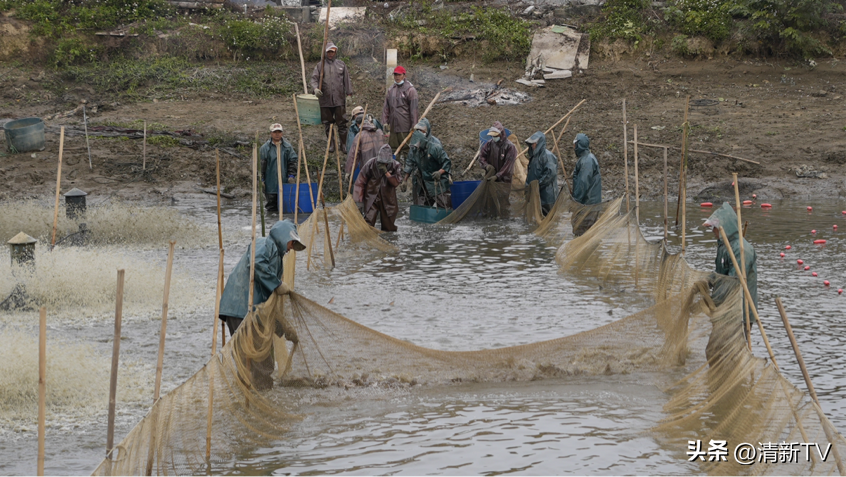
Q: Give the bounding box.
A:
[147,136,180,147]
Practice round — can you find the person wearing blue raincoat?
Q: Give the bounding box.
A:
[218,219,306,390]
[259,123,298,213]
[402,118,452,208]
[524,131,558,216]
[571,133,602,236]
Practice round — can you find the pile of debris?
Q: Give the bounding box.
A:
[517,25,590,88]
[438,82,531,107]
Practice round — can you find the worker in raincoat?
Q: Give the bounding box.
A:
[347,106,383,154]
[571,133,602,236]
[355,144,403,231]
[402,118,451,208]
[259,123,298,213]
[310,41,353,153]
[704,202,758,323]
[218,220,306,390]
[478,121,517,183]
[524,131,558,215]
[382,65,418,159]
[345,118,386,175]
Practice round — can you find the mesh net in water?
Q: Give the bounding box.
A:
[92,198,845,475]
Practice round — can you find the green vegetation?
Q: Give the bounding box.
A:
[147,136,180,147]
[1,0,175,37]
[587,0,653,44]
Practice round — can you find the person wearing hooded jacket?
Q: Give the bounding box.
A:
[218,220,306,390]
[354,144,403,231]
[345,118,386,175]
[402,118,452,208]
[259,123,298,213]
[310,42,353,153]
[478,121,517,183]
[347,106,383,154]
[571,133,602,236]
[382,66,418,158]
[524,131,558,215]
[704,202,758,325]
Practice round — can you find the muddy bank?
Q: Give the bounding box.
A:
[2,56,845,204]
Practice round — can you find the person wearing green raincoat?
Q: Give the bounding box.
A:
[524,131,558,216]
[259,123,298,213]
[704,202,758,335]
[402,118,452,208]
[218,219,306,390]
[571,133,602,236]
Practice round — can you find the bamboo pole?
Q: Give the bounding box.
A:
[318,0,331,91]
[634,123,640,225]
[732,173,751,349]
[50,127,64,249]
[308,128,335,270]
[248,145,258,311]
[461,147,483,176]
[516,99,587,158]
[106,269,125,460]
[675,96,690,226]
[395,91,443,158]
[291,94,317,212]
[257,132,266,238]
[294,23,308,95]
[347,105,368,195]
[277,142,284,216]
[334,123,344,202]
[776,297,845,474]
[622,99,630,213]
[717,227,779,369]
[142,120,147,171]
[294,135,303,225]
[627,141,759,165]
[663,147,668,243]
[320,127,338,268]
[83,103,92,170]
[206,248,224,463]
[153,240,176,401]
[37,306,46,477]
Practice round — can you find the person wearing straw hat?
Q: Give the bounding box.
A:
[310,41,353,153]
[218,220,306,391]
[354,144,403,231]
[347,106,383,154]
[703,203,758,328]
[382,65,418,159]
[402,118,451,208]
[524,131,558,216]
[571,133,602,236]
[478,121,517,183]
[259,123,298,214]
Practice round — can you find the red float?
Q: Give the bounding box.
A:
[824,280,831,286]
[813,272,818,277]
[814,239,826,244]
[700,202,713,207]
[761,203,772,208]
[812,230,817,234]
[807,206,813,211]
[804,266,810,270]
[785,245,791,250]
[839,289,843,294]
[742,200,753,205]
[780,253,785,257]
[797,259,804,265]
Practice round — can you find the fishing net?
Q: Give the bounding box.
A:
[92,196,845,475]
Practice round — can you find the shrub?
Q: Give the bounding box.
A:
[588,0,652,44]
[664,0,735,42]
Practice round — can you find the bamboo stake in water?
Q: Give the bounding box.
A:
[622,99,630,213]
[106,269,125,460]
[347,105,368,195]
[206,249,224,463]
[291,94,317,212]
[776,297,845,475]
[217,148,224,351]
[38,306,46,477]
[663,147,668,243]
[718,227,778,369]
[634,124,640,225]
[248,145,258,311]
[257,132,266,238]
[143,120,147,171]
[308,128,335,270]
[294,135,303,225]
[50,127,65,249]
[153,241,176,401]
[675,96,690,226]
[277,142,284,217]
[732,172,751,349]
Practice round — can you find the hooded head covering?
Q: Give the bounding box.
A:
[705,202,740,242]
[325,41,338,53]
[361,117,377,131]
[268,219,306,253]
[525,131,547,162]
[376,144,394,164]
[574,133,591,157]
[410,118,432,150]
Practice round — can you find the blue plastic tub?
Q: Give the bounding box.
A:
[409,205,451,223]
[280,183,318,214]
[451,180,480,209]
[478,127,512,146]
[4,117,45,153]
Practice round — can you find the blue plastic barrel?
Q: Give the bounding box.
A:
[478,127,511,146]
[451,180,480,208]
[4,118,45,153]
[281,183,318,214]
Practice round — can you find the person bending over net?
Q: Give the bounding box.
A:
[571,133,602,236]
[218,220,306,390]
[479,121,517,184]
[259,123,298,213]
[401,118,452,209]
[703,203,758,353]
[354,144,403,231]
[524,131,558,216]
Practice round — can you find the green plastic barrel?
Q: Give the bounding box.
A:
[296,94,321,125]
[4,118,45,153]
[409,205,451,223]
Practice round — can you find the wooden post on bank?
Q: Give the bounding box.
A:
[663,147,668,243]
[622,99,630,213]
[106,269,126,461]
[50,127,65,250]
[153,240,176,401]
[37,306,46,476]
[142,121,147,171]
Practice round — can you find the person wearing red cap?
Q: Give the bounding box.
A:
[310,41,353,153]
[381,66,418,158]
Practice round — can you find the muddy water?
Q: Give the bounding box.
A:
[0,197,844,475]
